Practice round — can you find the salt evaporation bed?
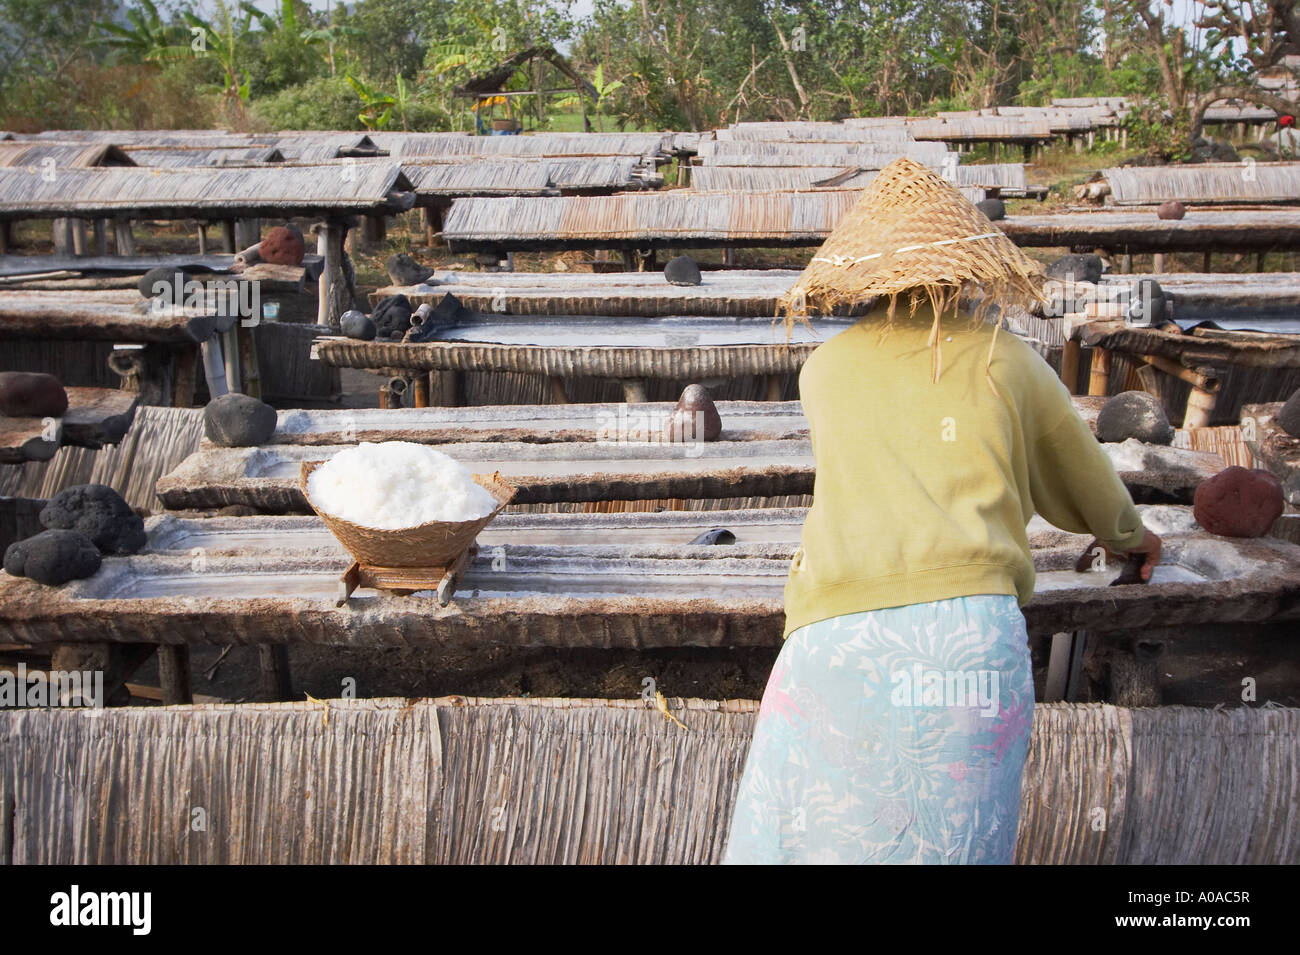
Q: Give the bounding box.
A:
[306,441,496,529]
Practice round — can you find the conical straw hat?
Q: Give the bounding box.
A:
[781,157,1045,392]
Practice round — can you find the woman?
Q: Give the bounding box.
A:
[723,159,1162,865]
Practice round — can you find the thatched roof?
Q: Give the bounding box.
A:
[452,45,597,100]
[441,189,861,250]
[382,130,669,160]
[0,142,135,168]
[0,164,414,219]
[1104,162,1300,205]
[123,146,286,167]
[724,121,915,143]
[695,139,951,167]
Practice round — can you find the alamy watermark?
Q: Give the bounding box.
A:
[890,664,1001,717]
[0,663,103,710]
[150,272,263,327]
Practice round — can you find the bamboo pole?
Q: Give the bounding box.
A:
[1087,346,1111,396]
[1060,339,1081,394]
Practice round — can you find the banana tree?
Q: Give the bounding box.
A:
[92,0,179,63]
[347,74,396,130]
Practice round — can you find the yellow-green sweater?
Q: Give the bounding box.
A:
[784,301,1147,638]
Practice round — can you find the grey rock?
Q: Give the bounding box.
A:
[1096,391,1174,445]
[1126,277,1168,326]
[204,393,277,448]
[975,198,1006,221]
[664,255,702,287]
[40,484,147,555]
[1278,388,1300,438]
[3,529,101,585]
[1045,253,1103,284]
[386,253,435,286]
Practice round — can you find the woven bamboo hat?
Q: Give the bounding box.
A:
[781,157,1045,392]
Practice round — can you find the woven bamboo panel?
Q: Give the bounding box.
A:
[1,699,1295,864]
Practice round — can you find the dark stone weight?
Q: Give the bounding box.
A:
[40,484,146,555]
[406,293,469,343]
[3,529,101,585]
[689,528,736,545]
[1277,388,1300,438]
[341,309,376,341]
[371,294,413,340]
[386,253,435,286]
[0,371,68,418]
[663,383,722,442]
[1126,277,1168,326]
[1045,253,1103,285]
[664,255,702,287]
[975,198,1006,221]
[204,393,278,448]
[1096,391,1174,445]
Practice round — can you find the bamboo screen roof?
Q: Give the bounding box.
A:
[0,164,414,219]
[725,121,915,142]
[442,189,860,245]
[402,160,555,196]
[1104,162,1300,205]
[382,132,670,160]
[695,139,951,167]
[906,116,1054,141]
[0,143,136,168]
[28,129,261,147]
[123,146,286,167]
[688,165,987,202]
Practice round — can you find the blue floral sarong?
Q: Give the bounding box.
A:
[723,594,1033,865]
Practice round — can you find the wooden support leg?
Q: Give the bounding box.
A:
[621,249,637,272]
[361,214,387,250]
[223,327,242,394]
[113,219,136,256]
[1109,637,1163,706]
[1087,346,1111,396]
[622,378,648,403]
[71,219,87,256]
[1256,251,1266,272]
[765,374,784,402]
[257,645,292,702]
[172,345,199,408]
[51,643,156,708]
[315,221,351,332]
[1184,382,1219,429]
[1152,252,1165,274]
[235,218,260,250]
[93,219,109,257]
[1202,250,1212,272]
[413,374,429,408]
[548,375,568,404]
[157,645,193,705]
[238,323,261,401]
[221,220,236,253]
[1060,339,1081,395]
[197,223,208,255]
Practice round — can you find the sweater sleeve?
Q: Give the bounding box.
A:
[1027,402,1148,552]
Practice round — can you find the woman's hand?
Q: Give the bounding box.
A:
[1126,528,1163,582]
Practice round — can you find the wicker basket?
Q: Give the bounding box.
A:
[300,459,516,568]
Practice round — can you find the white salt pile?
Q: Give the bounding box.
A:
[307,441,497,529]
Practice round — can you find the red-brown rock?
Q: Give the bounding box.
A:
[1156,201,1186,220]
[1193,466,1284,537]
[0,372,68,418]
[260,225,305,266]
[663,384,722,442]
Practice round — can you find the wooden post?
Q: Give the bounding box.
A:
[361,214,387,250]
[93,219,109,256]
[622,378,648,403]
[157,645,193,705]
[0,221,7,255]
[548,375,568,404]
[315,221,351,332]
[238,323,262,401]
[765,374,784,402]
[172,345,198,408]
[197,223,208,255]
[1202,250,1212,272]
[235,218,260,250]
[1087,346,1111,396]
[70,219,87,256]
[438,369,462,407]
[1152,252,1165,274]
[257,645,292,702]
[221,220,237,253]
[223,327,242,394]
[412,374,429,408]
[621,249,637,272]
[113,219,136,256]
[1060,339,1081,394]
[1256,251,1266,272]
